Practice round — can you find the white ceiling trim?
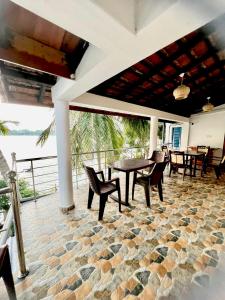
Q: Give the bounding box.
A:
[71,92,189,123]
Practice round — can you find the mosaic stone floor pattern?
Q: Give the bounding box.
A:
[2,171,225,299]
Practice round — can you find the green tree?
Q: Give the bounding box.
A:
[121,118,150,157]
[37,112,124,170]
[0,121,19,135]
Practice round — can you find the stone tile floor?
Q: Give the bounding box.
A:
[1,170,225,299]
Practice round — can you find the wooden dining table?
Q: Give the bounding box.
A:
[184,151,205,177]
[108,158,155,206]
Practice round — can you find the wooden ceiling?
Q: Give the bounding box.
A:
[0,0,88,78]
[90,13,225,117]
[0,61,56,107]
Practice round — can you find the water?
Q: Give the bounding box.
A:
[0,136,57,165]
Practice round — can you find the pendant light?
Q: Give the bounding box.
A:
[202,97,214,112]
[173,73,190,100]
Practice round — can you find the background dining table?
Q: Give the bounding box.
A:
[108,158,155,206]
[184,151,205,177]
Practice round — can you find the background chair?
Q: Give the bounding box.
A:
[83,165,121,220]
[132,162,167,207]
[196,145,210,175]
[0,244,17,300]
[169,150,191,180]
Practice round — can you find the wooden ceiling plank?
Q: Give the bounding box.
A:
[0,61,56,86]
[0,26,72,78]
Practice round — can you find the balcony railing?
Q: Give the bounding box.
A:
[15,146,149,201]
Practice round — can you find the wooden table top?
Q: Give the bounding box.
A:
[109,158,155,172]
[184,151,205,156]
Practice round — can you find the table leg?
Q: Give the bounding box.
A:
[190,157,193,177]
[125,172,130,206]
[194,157,197,177]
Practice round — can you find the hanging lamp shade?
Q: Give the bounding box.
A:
[202,97,214,112]
[173,73,190,100]
[173,84,190,100]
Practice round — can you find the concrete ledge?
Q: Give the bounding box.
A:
[60,204,75,213]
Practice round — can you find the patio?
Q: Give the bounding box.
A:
[2,170,224,300]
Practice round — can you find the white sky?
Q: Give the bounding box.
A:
[0,103,54,131]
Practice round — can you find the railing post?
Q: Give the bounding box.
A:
[30,160,36,202]
[7,171,29,279]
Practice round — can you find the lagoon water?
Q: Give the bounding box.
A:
[0,135,57,165]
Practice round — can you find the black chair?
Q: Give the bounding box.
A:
[83,165,121,220]
[169,150,191,180]
[0,245,17,300]
[148,150,167,182]
[149,150,166,163]
[132,162,167,207]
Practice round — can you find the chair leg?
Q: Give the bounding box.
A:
[158,181,163,202]
[99,194,107,220]
[183,166,186,180]
[214,166,220,179]
[117,185,122,213]
[169,165,174,176]
[1,247,17,300]
[87,187,94,209]
[132,173,137,200]
[144,185,151,208]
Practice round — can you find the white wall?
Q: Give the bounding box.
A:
[189,110,225,148]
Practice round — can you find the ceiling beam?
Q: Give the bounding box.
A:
[69,105,150,120]
[0,26,72,78]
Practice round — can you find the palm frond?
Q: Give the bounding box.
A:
[0,122,9,135]
[36,119,55,146]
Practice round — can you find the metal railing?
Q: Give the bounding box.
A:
[0,152,29,279]
[15,146,149,201]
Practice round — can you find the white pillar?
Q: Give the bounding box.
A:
[149,116,158,157]
[54,100,74,212]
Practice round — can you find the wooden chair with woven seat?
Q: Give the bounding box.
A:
[0,244,17,300]
[83,165,122,220]
[210,154,225,179]
[196,145,210,175]
[132,161,167,207]
[169,150,191,180]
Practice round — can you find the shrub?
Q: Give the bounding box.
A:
[18,178,35,198]
[0,179,10,211]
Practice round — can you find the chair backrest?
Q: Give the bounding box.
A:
[187,146,197,152]
[197,145,209,155]
[221,155,225,165]
[149,162,167,186]
[83,165,100,194]
[150,150,166,163]
[169,150,185,165]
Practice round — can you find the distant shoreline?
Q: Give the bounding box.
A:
[2,130,55,136]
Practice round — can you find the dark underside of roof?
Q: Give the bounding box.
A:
[90,13,225,117]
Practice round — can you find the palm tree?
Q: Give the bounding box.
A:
[37,111,124,171]
[0,121,19,135]
[121,118,150,157]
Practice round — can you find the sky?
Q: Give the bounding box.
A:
[0,103,54,131]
